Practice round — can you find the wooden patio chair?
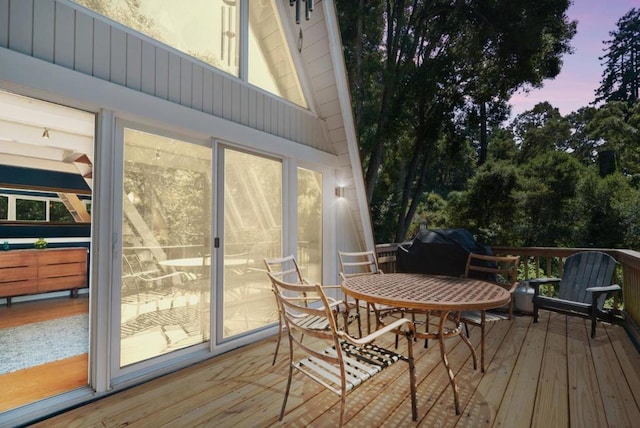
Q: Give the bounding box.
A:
[268,272,418,426]
[460,253,520,372]
[264,255,354,365]
[339,250,421,344]
[122,255,190,300]
[338,250,394,336]
[531,250,622,338]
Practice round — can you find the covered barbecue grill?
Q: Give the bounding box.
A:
[396,229,493,278]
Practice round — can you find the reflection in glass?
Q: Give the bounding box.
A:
[223,149,281,338]
[0,195,6,219]
[248,1,307,107]
[16,199,46,221]
[297,168,322,284]
[121,128,211,366]
[73,0,239,76]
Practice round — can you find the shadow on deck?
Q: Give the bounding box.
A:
[35,312,640,427]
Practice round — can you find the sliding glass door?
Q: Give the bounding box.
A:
[220,148,281,339]
[297,167,323,284]
[120,128,212,367]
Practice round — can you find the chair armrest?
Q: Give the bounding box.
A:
[528,277,561,295]
[586,284,621,293]
[321,285,352,304]
[136,270,194,282]
[337,318,415,345]
[327,299,345,309]
[587,284,622,313]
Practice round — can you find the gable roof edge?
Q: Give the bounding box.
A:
[322,0,375,251]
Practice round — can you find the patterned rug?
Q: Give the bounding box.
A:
[0,314,88,375]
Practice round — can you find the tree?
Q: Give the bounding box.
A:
[577,170,635,248]
[337,0,576,244]
[518,151,585,246]
[447,160,523,245]
[586,101,640,176]
[510,102,572,163]
[461,0,576,166]
[595,8,640,105]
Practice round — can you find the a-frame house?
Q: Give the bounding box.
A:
[0,0,374,424]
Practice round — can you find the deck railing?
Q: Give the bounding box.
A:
[375,243,640,349]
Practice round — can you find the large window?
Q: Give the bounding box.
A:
[0,190,81,222]
[120,128,212,367]
[74,0,239,76]
[248,1,307,107]
[0,195,6,220]
[73,0,307,107]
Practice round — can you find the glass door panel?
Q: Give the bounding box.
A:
[222,149,281,338]
[120,128,211,367]
[297,167,322,284]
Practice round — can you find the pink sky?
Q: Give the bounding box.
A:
[509,0,638,117]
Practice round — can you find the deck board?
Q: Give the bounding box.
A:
[27,312,640,428]
[533,312,569,426]
[492,312,549,428]
[454,314,525,427]
[567,317,608,427]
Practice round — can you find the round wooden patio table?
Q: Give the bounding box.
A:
[342,272,511,415]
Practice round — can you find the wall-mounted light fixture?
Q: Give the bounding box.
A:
[42,128,50,139]
[335,186,345,198]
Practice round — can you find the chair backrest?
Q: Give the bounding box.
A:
[123,253,144,275]
[465,253,520,293]
[266,272,341,360]
[338,250,381,279]
[264,255,305,284]
[559,251,617,307]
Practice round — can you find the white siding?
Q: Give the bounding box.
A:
[33,1,55,63]
[0,0,372,255]
[1,0,326,152]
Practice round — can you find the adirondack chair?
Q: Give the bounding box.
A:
[531,251,622,338]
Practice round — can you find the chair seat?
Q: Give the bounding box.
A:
[294,341,405,393]
[460,310,509,324]
[534,295,590,316]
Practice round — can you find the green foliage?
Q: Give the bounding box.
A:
[0,195,7,219]
[50,201,74,223]
[337,0,576,243]
[15,199,45,221]
[517,151,585,246]
[338,3,640,250]
[448,161,520,245]
[578,170,640,248]
[586,101,640,176]
[595,8,640,105]
[405,193,450,238]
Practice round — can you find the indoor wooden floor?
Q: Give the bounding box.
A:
[0,295,88,413]
[26,309,640,428]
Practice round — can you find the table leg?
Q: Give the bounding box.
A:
[438,311,460,415]
[457,315,478,371]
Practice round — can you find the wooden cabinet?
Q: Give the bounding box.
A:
[0,247,88,305]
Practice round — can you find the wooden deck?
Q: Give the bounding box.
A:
[33,312,640,427]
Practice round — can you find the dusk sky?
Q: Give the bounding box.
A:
[509,0,638,118]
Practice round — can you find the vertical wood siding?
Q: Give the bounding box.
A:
[1,0,327,152]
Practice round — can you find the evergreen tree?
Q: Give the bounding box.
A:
[595,8,640,105]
